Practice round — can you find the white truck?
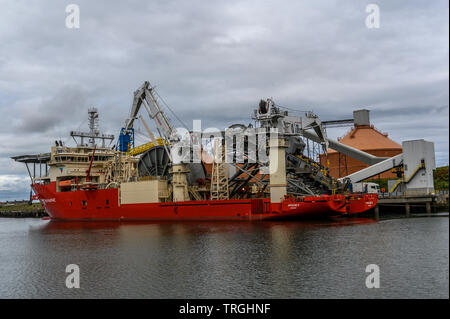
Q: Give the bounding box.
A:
[351,182,380,194]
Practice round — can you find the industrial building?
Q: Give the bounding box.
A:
[320,109,402,179]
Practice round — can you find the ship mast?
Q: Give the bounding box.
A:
[88,107,99,147]
[70,108,115,147]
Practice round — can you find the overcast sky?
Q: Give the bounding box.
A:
[0,0,448,200]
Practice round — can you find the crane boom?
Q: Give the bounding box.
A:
[123,82,147,131]
[123,81,174,140]
[120,81,177,152]
[141,86,175,141]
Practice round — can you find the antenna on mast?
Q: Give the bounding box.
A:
[71,107,114,147]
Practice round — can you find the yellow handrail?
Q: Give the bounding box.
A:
[128,138,166,156]
[389,161,425,193]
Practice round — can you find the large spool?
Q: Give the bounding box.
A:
[138,145,206,185]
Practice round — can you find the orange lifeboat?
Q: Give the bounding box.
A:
[58,180,72,187]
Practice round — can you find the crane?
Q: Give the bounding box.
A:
[119,81,179,159]
[119,81,191,201]
[123,81,175,142]
[253,98,329,152]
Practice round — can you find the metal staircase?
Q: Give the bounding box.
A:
[389,160,425,193]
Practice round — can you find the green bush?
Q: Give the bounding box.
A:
[434,166,449,190]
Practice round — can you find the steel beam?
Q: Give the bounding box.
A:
[339,154,403,183]
[301,130,387,165]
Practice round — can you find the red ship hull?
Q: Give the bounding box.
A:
[32,182,378,221]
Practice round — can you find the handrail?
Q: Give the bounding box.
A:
[389,161,425,193]
[128,137,165,156]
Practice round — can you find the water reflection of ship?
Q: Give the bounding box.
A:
[37,218,377,233]
[28,218,379,299]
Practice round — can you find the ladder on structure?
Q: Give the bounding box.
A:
[210,139,229,200]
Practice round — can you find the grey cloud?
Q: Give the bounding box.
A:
[13,85,91,133]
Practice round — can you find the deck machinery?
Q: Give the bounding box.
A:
[116,84,342,200]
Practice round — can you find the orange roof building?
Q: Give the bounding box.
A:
[320,109,402,179]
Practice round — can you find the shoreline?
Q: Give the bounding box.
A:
[0,202,47,218]
[0,210,47,218]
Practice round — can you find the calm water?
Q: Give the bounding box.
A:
[0,216,448,299]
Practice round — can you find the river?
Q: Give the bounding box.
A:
[0,216,448,298]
